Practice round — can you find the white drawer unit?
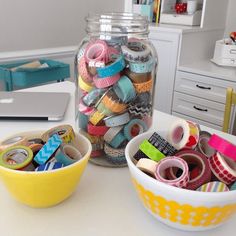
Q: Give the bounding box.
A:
[172,92,225,126]
[172,112,222,131]
[175,71,236,104]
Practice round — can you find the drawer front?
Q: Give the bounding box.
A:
[175,71,236,103]
[172,112,222,131]
[172,92,224,126]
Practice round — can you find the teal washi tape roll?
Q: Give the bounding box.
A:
[55,144,82,166]
[78,112,89,131]
[83,88,106,106]
[129,56,155,73]
[33,134,62,166]
[124,119,148,140]
[109,132,126,149]
[97,55,126,78]
[113,75,136,103]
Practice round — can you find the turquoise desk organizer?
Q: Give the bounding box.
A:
[0,59,70,91]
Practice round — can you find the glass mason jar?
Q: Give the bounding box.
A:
[75,13,157,167]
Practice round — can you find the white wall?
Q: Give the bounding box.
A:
[225,0,236,35]
[0,0,124,52]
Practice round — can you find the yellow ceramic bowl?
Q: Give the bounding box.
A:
[0,131,92,208]
[125,131,236,231]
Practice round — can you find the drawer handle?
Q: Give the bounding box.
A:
[193,106,208,112]
[196,84,211,90]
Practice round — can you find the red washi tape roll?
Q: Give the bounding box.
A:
[208,134,236,161]
[209,152,236,185]
[87,123,109,136]
[154,156,189,188]
[169,150,212,190]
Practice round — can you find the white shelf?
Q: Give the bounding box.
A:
[178,60,236,82]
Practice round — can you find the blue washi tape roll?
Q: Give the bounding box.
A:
[97,55,126,78]
[83,88,106,106]
[55,144,82,166]
[109,132,126,148]
[129,56,155,73]
[124,119,148,140]
[35,162,64,171]
[230,182,236,191]
[78,112,89,131]
[113,75,136,103]
[34,134,62,166]
[104,112,130,127]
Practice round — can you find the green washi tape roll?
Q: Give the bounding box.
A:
[139,140,165,162]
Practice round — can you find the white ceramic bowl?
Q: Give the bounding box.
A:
[125,131,236,231]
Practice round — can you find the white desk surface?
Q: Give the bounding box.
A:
[0,81,235,236]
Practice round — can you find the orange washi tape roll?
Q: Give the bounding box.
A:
[102,94,127,113]
[133,79,153,93]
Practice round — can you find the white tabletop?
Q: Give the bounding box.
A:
[0,81,235,236]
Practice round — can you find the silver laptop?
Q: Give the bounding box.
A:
[0,91,70,121]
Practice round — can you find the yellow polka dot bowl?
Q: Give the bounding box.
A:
[125,131,236,231]
[0,131,92,208]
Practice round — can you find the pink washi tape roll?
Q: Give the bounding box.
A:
[93,74,120,88]
[209,152,236,185]
[87,123,109,136]
[154,156,189,188]
[78,56,93,82]
[208,134,236,161]
[136,158,158,178]
[79,100,95,115]
[167,119,200,150]
[84,40,109,66]
[169,150,211,190]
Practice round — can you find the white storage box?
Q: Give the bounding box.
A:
[160,10,202,26]
[211,39,236,67]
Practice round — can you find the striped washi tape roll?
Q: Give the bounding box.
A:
[33,134,62,167]
[41,125,75,144]
[197,181,229,192]
[35,162,64,172]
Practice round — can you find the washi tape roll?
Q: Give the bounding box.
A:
[196,131,216,158]
[129,56,155,74]
[28,143,43,155]
[108,130,126,149]
[125,69,152,83]
[197,181,229,192]
[97,55,126,78]
[79,100,95,116]
[89,110,105,125]
[104,126,124,143]
[84,39,108,66]
[0,136,29,152]
[91,150,104,158]
[55,144,82,166]
[209,152,236,185]
[230,182,236,191]
[128,103,152,117]
[93,74,121,89]
[170,150,212,190]
[78,56,93,82]
[113,75,136,103]
[0,145,33,170]
[83,88,106,107]
[106,155,127,165]
[104,112,130,127]
[87,123,109,136]
[34,134,62,167]
[78,112,89,131]
[97,103,113,117]
[104,142,125,158]
[155,156,189,188]
[41,125,75,144]
[78,76,94,92]
[208,134,236,161]
[121,41,151,62]
[136,158,158,178]
[131,92,151,106]
[124,119,147,141]
[167,119,200,150]
[133,79,153,94]
[28,138,44,145]
[35,162,64,172]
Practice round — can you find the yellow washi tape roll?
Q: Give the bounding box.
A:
[41,125,75,143]
[78,76,94,92]
[89,111,105,125]
[0,145,33,170]
[0,136,29,153]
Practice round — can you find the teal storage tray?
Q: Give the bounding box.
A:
[0,59,70,91]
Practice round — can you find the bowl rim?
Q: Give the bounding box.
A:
[0,130,92,175]
[125,131,236,199]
